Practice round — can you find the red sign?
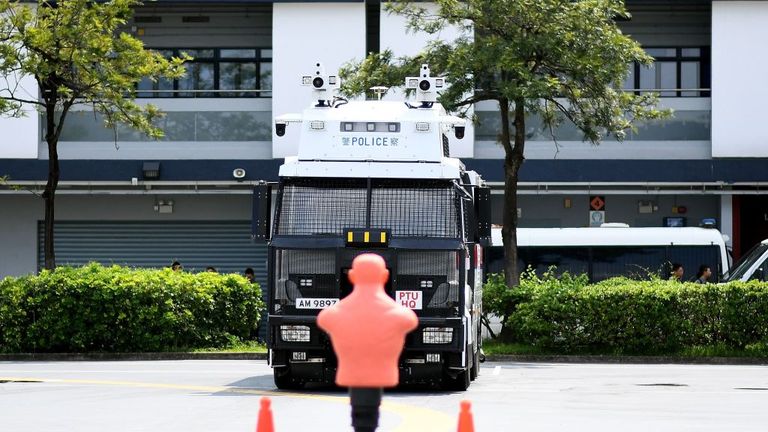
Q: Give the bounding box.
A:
[590,196,605,211]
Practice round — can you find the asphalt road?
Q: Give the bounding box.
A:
[1,360,767,431]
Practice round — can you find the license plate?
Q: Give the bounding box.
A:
[295,298,339,309]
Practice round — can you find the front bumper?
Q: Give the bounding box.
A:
[268,315,465,384]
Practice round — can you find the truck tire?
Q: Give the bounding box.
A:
[274,368,303,390]
[443,367,470,391]
[442,350,471,391]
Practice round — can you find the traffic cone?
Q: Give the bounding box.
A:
[256,397,275,432]
[457,400,474,432]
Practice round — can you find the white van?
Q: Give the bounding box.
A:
[487,225,730,282]
[723,239,768,282]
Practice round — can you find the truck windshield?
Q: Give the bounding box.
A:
[275,178,461,238]
[724,243,768,282]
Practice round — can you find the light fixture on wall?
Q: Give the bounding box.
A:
[638,200,654,214]
[142,162,161,180]
[154,199,174,214]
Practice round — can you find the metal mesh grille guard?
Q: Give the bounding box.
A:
[275,178,461,238]
[274,249,460,308]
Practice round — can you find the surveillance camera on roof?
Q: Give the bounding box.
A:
[301,62,340,102]
[406,64,444,105]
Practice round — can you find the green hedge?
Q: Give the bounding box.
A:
[0,263,264,353]
[490,272,768,354]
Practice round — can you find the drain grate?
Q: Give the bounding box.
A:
[0,379,42,384]
[636,383,688,387]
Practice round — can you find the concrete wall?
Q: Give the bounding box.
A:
[0,71,39,159]
[0,194,253,278]
[272,2,366,157]
[712,1,768,157]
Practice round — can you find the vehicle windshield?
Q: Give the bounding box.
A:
[275,178,461,238]
[723,242,768,282]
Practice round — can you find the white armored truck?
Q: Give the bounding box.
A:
[253,64,491,390]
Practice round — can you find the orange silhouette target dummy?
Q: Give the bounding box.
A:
[317,253,418,387]
[317,253,418,432]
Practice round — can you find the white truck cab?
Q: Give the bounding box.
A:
[258,63,490,391]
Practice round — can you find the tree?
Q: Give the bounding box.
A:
[340,0,670,286]
[0,0,186,270]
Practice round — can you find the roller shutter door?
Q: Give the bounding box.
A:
[37,221,267,284]
[38,221,270,340]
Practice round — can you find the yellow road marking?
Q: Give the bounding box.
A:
[0,377,453,431]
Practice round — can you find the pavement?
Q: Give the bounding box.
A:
[2,351,767,364]
[1,360,767,431]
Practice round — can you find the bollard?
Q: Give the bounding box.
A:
[457,400,475,432]
[256,397,275,432]
[317,253,418,432]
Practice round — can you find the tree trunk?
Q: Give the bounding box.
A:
[500,98,526,287]
[42,103,59,271]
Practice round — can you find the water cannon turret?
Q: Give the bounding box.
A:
[302,62,340,107]
[406,64,444,107]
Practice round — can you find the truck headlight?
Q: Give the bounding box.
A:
[281,325,310,342]
[422,327,453,344]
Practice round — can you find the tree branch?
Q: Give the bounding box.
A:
[452,92,496,108]
[0,93,43,106]
[54,95,77,140]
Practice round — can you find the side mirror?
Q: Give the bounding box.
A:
[252,183,272,241]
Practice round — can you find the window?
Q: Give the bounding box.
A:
[591,247,666,281]
[623,47,710,97]
[275,178,461,238]
[137,47,272,98]
[517,247,590,277]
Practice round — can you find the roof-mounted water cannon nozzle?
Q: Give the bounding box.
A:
[405,64,444,107]
[301,62,340,107]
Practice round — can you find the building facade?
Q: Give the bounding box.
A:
[1,0,767,282]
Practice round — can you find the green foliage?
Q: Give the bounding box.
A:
[0,263,264,353]
[340,0,670,141]
[340,0,671,287]
[0,0,186,137]
[482,269,588,337]
[191,340,267,353]
[507,278,768,354]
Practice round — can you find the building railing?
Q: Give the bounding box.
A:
[475,93,711,142]
[621,88,711,97]
[58,109,272,142]
[136,89,271,98]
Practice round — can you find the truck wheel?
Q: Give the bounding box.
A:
[274,368,303,390]
[443,367,470,391]
[443,350,471,391]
